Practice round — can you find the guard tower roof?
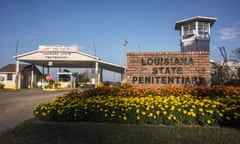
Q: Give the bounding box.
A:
[175,16,217,30]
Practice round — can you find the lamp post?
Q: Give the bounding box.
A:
[123,40,128,83]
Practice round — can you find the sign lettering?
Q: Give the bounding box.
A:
[130,55,207,86]
[38,45,77,59]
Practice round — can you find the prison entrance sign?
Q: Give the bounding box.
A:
[127,51,210,88]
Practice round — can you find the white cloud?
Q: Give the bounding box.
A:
[27,35,37,39]
[216,20,240,41]
[216,27,240,41]
[77,45,85,50]
[236,20,240,25]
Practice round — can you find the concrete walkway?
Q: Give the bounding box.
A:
[0,88,70,135]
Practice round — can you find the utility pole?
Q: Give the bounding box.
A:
[15,40,19,56]
[123,40,128,83]
[15,40,19,90]
[93,41,96,56]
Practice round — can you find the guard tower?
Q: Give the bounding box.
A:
[175,16,217,52]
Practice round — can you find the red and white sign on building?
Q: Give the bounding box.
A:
[38,45,77,52]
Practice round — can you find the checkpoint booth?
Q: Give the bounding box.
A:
[14,45,126,89]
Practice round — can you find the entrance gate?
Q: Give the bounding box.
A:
[15,45,125,89]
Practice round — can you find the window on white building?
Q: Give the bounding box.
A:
[7,73,13,81]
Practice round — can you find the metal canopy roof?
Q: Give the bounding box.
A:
[14,49,125,73]
[175,16,217,30]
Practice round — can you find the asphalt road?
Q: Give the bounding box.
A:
[0,88,70,135]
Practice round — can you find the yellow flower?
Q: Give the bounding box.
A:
[148,113,153,117]
[145,107,149,111]
[199,102,204,106]
[234,112,240,117]
[225,107,231,112]
[177,108,182,112]
[137,116,140,120]
[163,111,167,115]
[198,108,203,112]
[207,109,214,114]
[141,111,146,115]
[42,112,46,117]
[170,106,175,111]
[151,105,155,109]
[226,116,231,120]
[218,113,223,117]
[207,119,211,124]
[211,104,216,108]
[156,110,160,115]
[110,114,115,117]
[123,116,127,120]
[168,116,172,120]
[191,112,196,117]
[183,110,187,114]
[173,116,177,121]
[136,109,140,113]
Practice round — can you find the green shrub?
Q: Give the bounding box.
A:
[0,83,4,89]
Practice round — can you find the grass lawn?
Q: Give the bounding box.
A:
[0,118,239,144]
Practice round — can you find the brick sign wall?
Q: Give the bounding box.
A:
[127,51,210,88]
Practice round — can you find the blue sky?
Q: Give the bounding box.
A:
[0,0,240,81]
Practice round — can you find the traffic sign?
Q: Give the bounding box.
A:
[45,74,52,81]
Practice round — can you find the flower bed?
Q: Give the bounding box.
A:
[34,86,240,127]
[76,86,240,98]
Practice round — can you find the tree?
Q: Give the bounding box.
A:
[73,71,90,86]
[232,47,240,61]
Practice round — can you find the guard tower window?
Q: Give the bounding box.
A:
[198,22,209,36]
[183,23,195,39]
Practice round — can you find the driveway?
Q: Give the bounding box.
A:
[0,88,70,135]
